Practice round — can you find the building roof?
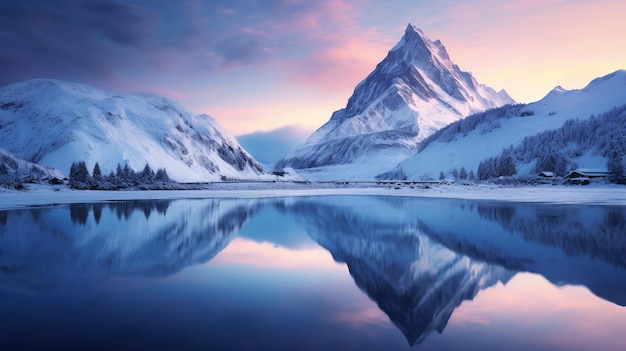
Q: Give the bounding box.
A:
[565,169,611,178]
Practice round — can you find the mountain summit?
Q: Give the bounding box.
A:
[276,24,514,180]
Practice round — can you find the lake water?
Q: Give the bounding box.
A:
[0,196,625,350]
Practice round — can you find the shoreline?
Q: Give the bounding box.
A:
[1,182,625,209]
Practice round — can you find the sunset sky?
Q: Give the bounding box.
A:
[2,0,625,136]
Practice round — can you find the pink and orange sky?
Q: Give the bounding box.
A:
[1,0,625,136]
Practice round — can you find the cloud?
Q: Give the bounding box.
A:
[214,30,271,70]
[0,0,390,99]
[79,1,158,47]
[236,125,313,165]
[0,0,160,86]
[284,30,391,93]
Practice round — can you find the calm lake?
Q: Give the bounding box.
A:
[0,196,625,350]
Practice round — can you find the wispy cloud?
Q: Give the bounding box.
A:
[2,0,624,135]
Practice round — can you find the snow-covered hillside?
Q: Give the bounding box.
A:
[0,79,265,182]
[276,24,514,180]
[391,70,626,180]
[0,147,64,187]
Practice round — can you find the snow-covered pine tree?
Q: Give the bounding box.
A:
[139,164,155,184]
[92,162,103,182]
[459,167,468,180]
[607,145,624,183]
[69,161,91,189]
[155,168,171,183]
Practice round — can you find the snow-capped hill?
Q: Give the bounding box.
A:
[276,24,514,180]
[390,69,626,180]
[531,69,626,116]
[0,79,265,182]
[542,85,569,99]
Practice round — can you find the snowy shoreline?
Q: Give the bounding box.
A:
[1,182,625,209]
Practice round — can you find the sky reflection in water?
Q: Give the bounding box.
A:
[0,196,625,350]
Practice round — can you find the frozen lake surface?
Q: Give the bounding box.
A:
[0,195,625,350]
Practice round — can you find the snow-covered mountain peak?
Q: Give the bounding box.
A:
[391,23,429,51]
[0,79,266,182]
[394,24,451,63]
[276,25,514,180]
[541,85,571,100]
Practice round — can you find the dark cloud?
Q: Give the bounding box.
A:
[78,1,158,47]
[0,0,159,86]
[214,32,269,70]
[0,0,364,95]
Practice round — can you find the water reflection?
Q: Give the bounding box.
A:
[0,199,260,291]
[276,197,626,345]
[0,196,625,350]
[69,200,171,224]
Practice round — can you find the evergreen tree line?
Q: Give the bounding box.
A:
[69,161,173,190]
[439,167,476,182]
[479,104,626,182]
[476,151,517,180]
[436,151,517,182]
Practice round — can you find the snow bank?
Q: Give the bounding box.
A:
[1,182,625,210]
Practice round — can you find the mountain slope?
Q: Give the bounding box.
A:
[390,69,626,179]
[0,147,64,187]
[0,79,265,182]
[276,24,514,180]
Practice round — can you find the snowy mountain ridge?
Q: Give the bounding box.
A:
[390,69,626,180]
[276,24,514,180]
[0,79,265,182]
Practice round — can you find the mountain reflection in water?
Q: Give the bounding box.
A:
[0,196,624,349]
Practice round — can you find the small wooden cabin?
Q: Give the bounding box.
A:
[538,171,554,178]
[564,169,611,185]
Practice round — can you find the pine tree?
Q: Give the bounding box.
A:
[439,171,445,180]
[469,170,476,182]
[497,155,517,177]
[459,167,468,180]
[477,160,486,180]
[139,163,155,184]
[608,149,624,183]
[69,161,91,189]
[155,168,171,182]
[92,162,103,183]
[0,163,8,176]
[122,164,137,185]
[452,169,459,179]
[116,163,123,178]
